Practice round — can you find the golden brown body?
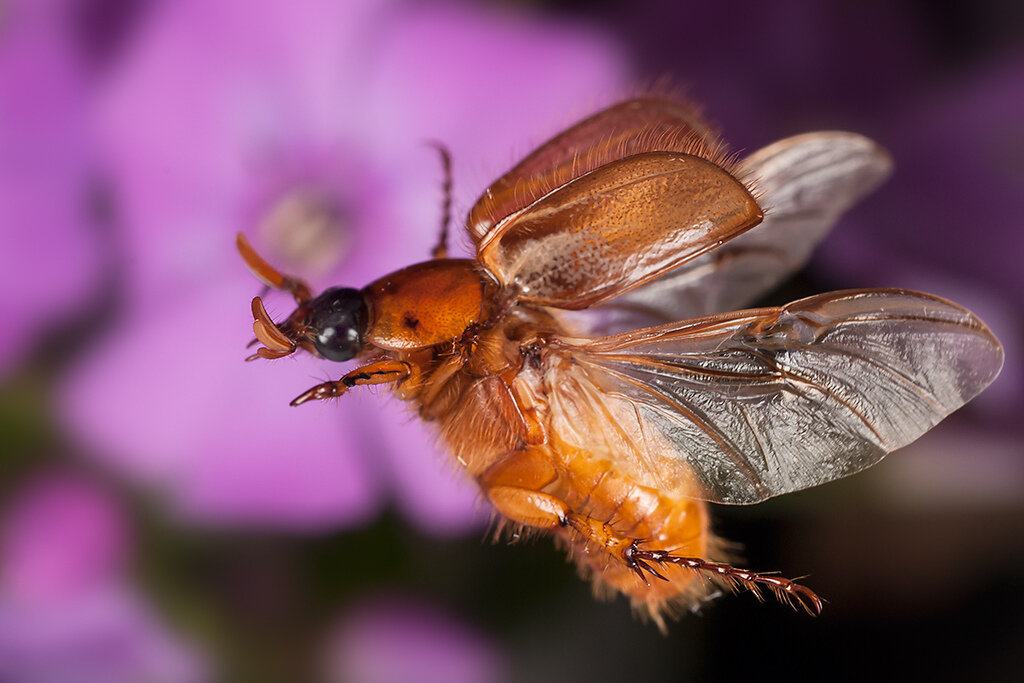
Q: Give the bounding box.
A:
[375,262,713,618]
[239,96,1002,624]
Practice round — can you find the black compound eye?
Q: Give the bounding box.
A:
[309,287,368,362]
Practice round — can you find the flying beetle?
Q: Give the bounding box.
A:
[238,96,1003,626]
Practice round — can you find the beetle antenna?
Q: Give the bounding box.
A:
[425,141,453,259]
[236,233,313,304]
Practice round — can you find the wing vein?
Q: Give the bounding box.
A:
[741,345,891,448]
[589,360,768,497]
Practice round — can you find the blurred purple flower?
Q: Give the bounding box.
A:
[0,471,125,604]
[321,597,502,683]
[60,0,627,530]
[0,2,102,376]
[0,471,207,683]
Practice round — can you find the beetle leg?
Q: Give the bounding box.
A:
[624,544,823,615]
[562,513,822,614]
[480,453,823,616]
[250,296,298,360]
[479,448,564,528]
[562,505,822,614]
[290,360,413,406]
[426,141,453,259]
[236,232,313,304]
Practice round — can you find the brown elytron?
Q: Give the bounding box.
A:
[240,97,1003,627]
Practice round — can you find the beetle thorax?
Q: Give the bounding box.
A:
[362,259,491,351]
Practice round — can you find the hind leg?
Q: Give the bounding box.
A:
[479,449,822,615]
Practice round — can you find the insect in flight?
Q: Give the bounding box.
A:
[238,96,1003,626]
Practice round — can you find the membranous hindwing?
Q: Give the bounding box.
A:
[544,290,1002,503]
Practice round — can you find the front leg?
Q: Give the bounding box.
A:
[290,360,413,406]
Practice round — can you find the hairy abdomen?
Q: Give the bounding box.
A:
[549,437,713,615]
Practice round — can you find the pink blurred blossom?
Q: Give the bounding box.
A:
[1,471,126,603]
[0,471,207,683]
[321,597,502,683]
[0,1,102,376]
[60,0,627,530]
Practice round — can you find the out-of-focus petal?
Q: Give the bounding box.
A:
[0,587,209,683]
[0,471,208,683]
[357,3,629,233]
[322,597,503,683]
[95,0,408,298]
[1,471,125,603]
[0,14,101,375]
[60,281,383,529]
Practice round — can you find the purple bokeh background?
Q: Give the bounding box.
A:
[0,0,103,378]
[1,0,1021,680]
[0,470,207,683]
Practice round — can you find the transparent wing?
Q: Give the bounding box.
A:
[467,97,716,244]
[477,152,762,310]
[559,132,892,335]
[543,289,1003,504]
